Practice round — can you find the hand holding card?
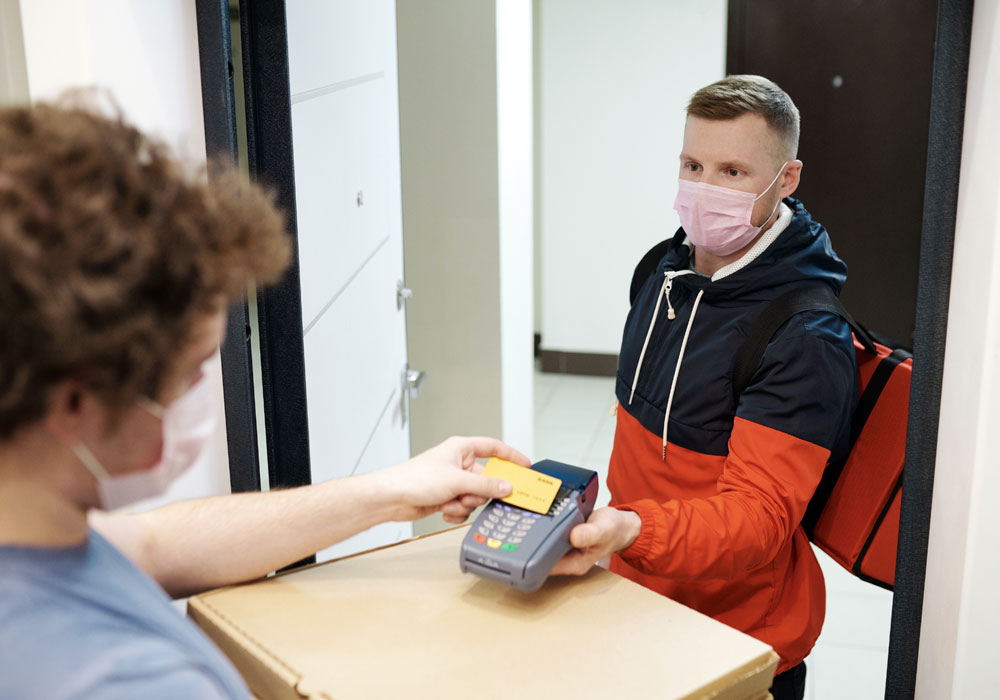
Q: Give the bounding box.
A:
[482,457,561,514]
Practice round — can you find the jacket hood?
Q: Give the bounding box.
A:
[657,197,847,301]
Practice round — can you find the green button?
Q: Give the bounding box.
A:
[501,543,518,551]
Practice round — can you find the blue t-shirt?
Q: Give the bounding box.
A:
[0,529,250,699]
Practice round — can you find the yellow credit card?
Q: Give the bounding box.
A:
[482,457,562,514]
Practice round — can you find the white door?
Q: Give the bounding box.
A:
[284,0,412,561]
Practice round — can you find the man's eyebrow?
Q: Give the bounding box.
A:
[719,159,754,172]
[679,153,755,173]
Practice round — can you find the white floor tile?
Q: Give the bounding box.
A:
[533,372,562,413]
[547,374,616,403]
[806,644,888,700]
[536,401,608,435]
[817,590,892,650]
[533,427,595,466]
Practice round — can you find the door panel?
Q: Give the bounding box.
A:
[285,0,412,553]
[286,0,392,96]
[291,78,391,329]
[303,241,405,481]
[313,393,410,562]
[727,0,936,348]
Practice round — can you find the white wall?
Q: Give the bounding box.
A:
[537,0,727,355]
[916,1,1000,696]
[17,0,231,510]
[496,0,535,454]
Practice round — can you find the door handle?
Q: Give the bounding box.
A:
[397,280,413,310]
[400,365,427,427]
[403,368,426,399]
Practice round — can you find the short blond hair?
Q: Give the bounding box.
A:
[687,75,800,161]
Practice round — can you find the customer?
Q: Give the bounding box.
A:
[0,102,525,699]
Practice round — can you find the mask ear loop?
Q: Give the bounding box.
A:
[136,396,166,420]
[72,442,111,480]
[750,162,788,226]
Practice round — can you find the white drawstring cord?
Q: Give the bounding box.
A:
[628,270,694,405]
[662,288,704,460]
[665,275,677,320]
[629,276,667,405]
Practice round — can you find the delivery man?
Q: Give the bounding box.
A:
[0,102,526,699]
[552,75,858,700]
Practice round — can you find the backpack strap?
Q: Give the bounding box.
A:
[630,238,677,305]
[731,285,901,541]
[730,285,877,402]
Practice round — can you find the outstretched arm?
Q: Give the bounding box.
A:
[91,436,526,598]
[555,321,856,579]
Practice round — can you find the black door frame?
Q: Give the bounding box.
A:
[234,0,313,495]
[194,0,262,494]
[195,0,313,506]
[884,3,975,699]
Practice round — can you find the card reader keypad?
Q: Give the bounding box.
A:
[460,460,598,593]
[471,489,575,551]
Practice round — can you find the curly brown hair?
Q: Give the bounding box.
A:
[0,103,291,439]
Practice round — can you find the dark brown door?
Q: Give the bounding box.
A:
[728,0,938,348]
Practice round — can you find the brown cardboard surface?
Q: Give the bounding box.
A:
[190,526,778,700]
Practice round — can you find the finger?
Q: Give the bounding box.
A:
[550,551,595,577]
[457,437,531,468]
[440,501,465,517]
[452,470,512,500]
[459,494,488,509]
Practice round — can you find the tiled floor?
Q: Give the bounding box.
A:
[533,369,894,700]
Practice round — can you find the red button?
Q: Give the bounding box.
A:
[473,533,486,544]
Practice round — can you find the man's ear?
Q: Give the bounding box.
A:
[780,160,803,198]
[42,381,101,446]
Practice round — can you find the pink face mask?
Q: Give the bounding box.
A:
[673,163,787,257]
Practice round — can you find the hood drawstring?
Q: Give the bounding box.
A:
[662,288,704,460]
[626,269,705,461]
[629,270,694,406]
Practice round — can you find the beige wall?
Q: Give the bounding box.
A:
[0,0,28,106]
[397,0,502,513]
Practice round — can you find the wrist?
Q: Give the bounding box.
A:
[343,471,401,524]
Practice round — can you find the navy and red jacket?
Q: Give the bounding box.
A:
[608,198,857,673]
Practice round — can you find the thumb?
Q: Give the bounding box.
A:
[569,523,596,549]
[456,471,512,500]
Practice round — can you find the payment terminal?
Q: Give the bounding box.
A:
[459,460,599,592]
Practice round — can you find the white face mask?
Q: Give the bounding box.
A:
[73,375,216,511]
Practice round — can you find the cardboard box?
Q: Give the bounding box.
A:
[189,527,778,700]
